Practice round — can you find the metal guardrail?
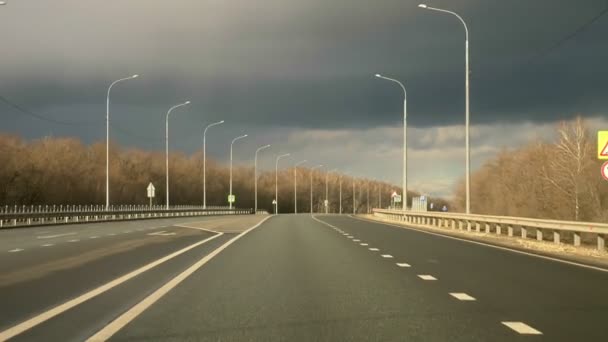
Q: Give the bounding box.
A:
[373,209,608,251]
[0,204,228,215]
[0,207,253,228]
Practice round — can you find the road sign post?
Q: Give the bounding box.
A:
[147,182,155,208]
[228,195,236,205]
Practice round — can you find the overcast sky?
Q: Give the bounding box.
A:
[1,0,607,197]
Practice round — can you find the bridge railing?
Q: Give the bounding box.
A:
[0,206,253,228]
[372,209,608,251]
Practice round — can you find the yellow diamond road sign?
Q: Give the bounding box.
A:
[599,131,608,160]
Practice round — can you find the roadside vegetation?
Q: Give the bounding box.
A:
[453,117,608,222]
[0,134,441,213]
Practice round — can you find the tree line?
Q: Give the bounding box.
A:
[0,134,448,213]
[452,117,608,222]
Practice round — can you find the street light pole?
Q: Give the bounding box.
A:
[203,120,224,209]
[419,3,471,214]
[352,177,356,215]
[376,74,407,212]
[254,144,271,214]
[339,173,345,214]
[275,153,291,214]
[105,74,138,210]
[165,101,190,210]
[325,168,337,214]
[310,165,323,214]
[229,134,248,209]
[294,160,307,214]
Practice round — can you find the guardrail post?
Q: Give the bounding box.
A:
[508,225,513,237]
[485,223,490,234]
[573,232,581,246]
[458,221,463,230]
[536,229,543,241]
[521,226,527,239]
[553,231,561,244]
[475,222,480,233]
[496,224,501,235]
[467,221,471,232]
[598,235,605,251]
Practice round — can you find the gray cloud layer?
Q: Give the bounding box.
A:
[1,0,607,197]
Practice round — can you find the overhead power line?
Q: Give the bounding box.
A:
[526,1,608,64]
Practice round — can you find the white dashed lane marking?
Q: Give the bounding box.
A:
[381,254,394,258]
[8,248,24,253]
[450,293,476,301]
[68,239,79,243]
[417,275,437,281]
[41,244,54,247]
[396,263,411,268]
[369,248,379,251]
[360,243,368,246]
[347,236,354,239]
[501,322,542,335]
[89,236,99,239]
[353,239,360,242]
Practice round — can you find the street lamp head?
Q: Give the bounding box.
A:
[131,74,139,79]
[418,4,428,8]
[0,2,7,5]
[184,101,191,105]
[375,74,382,78]
[219,120,225,124]
[243,134,249,138]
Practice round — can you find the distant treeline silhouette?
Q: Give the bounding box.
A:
[0,134,448,213]
[453,117,608,222]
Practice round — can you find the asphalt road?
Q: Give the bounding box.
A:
[2,214,608,341]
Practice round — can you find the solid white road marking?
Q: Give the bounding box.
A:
[360,243,369,246]
[351,216,608,274]
[8,248,24,253]
[37,232,76,239]
[501,322,542,335]
[86,215,272,341]
[418,275,437,281]
[369,248,379,251]
[450,293,476,301]
[0,231,226,341]
[381,254,394,258]
[396,263,411,268]
[41,244,54,247]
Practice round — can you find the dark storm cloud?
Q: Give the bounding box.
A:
[1,0,607,134]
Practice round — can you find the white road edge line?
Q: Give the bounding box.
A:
[350,215,608,274]
[501,322,542,335]
[0,230,228,341]
[449,292,476,301]
[85,215,273,342]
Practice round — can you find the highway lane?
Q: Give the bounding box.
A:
[0,215,263,340]
[110,214,520,341]
[3,214,608,341]
[317,215,608,341]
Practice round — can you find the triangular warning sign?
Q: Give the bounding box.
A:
[601,141,608,157]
